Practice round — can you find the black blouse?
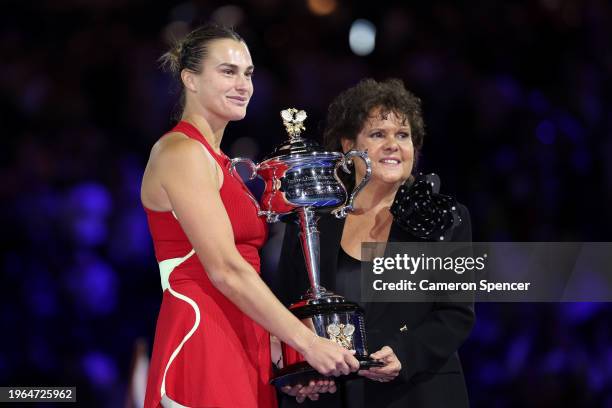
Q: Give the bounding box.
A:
[333,246,366,408]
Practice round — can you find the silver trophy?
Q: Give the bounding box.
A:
[230,108,380,387]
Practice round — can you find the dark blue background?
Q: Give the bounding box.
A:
[1,1,611,406]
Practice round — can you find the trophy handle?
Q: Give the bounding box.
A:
[229,157,258,179]
[332,150,372,219]
[229,157,280,223]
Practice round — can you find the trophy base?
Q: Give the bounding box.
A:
[270,356,384,388]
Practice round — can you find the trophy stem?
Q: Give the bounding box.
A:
[297,207,325,298]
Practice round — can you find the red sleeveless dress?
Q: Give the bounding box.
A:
[143,122,276,408]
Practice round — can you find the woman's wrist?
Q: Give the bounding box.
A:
[292,328,319,355]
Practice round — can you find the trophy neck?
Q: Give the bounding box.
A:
[297,207,323,297]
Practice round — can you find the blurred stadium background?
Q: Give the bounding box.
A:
[1,0,611,406]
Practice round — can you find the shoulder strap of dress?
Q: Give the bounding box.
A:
[170,121,226,168]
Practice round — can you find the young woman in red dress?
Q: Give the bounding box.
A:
[140,24,359,408]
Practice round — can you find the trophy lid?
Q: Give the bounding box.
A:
[262,137,325,161]
[262,108,339,161]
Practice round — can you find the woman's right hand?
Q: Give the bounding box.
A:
[301,334,360,376]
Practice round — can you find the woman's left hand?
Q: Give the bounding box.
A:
[357,346,401,383]
[281,379,336,403]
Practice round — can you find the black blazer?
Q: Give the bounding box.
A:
[275,205,475,408]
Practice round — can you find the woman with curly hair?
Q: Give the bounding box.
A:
[276,78,474,407]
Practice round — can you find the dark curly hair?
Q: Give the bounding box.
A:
[322,78,425,190]
[323,78,425,153]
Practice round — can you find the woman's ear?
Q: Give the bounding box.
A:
[340,138,354,153]
[181,69,198,93]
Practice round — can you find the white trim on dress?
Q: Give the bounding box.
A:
[158,249,199,405]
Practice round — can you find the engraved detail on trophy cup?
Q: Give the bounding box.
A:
[281,166,344,206]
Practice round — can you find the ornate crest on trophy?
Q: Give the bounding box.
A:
[327,323,356,350]
[280,108,307,140]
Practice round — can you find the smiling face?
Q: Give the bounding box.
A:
[183,38,254,124]
[342,108,414,186]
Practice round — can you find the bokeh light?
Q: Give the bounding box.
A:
[307,0,337,16]
[349,19,376,56]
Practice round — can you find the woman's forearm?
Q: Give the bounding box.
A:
[208,256,315,355]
